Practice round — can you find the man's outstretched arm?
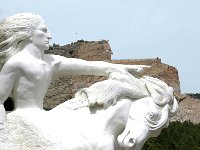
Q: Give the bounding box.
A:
[49,55,149,79]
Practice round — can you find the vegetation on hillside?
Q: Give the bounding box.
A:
[142,121,200,150]
[187,93,200,100]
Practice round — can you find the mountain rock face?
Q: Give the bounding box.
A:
[44,40,180,108]
[112,59,181,94]
[44,40,199,123]
[171,96,200,123]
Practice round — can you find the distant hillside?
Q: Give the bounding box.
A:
[187,93,200,100]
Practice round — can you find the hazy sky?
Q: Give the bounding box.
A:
[1,0,200,93]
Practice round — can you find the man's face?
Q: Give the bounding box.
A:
[32,22,52,51]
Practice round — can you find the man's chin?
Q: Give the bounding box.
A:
[44,47,49,51]
[43,45,50,51]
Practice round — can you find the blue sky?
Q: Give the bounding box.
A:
[1,0,200,93]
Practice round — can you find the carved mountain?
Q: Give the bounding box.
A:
[44,40,199,123]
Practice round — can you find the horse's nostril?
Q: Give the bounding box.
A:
[129,138,135,143]
[128,138,135,147]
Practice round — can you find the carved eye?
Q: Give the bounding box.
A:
[42,28,47,32]
[148,112,154,119]
[146,111,161,122]
[39,27,47,33]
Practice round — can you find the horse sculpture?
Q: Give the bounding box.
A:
[118,76,178,150]
[0,72,178,150]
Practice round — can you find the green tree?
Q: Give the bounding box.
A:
[142,121,200,150]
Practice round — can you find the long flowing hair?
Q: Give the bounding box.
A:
[0,13,43,70]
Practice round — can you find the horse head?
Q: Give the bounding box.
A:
[118,76,178,150]
[52,74,178,150]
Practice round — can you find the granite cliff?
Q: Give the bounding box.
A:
[44,40,199,123]
[44,40,181,108]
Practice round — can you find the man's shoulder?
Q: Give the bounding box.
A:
[6,53,27,66]
[1,57,21,74]
[2,52,31,71]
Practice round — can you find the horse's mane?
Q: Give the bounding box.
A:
[64,71,176,112]
[65,72,150,110]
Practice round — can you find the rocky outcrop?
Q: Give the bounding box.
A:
[171,95,200,123]
[112,58,181,94]
[46,40,112,61]
[44,40,182,111]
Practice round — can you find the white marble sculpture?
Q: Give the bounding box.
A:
[0,13,178,150]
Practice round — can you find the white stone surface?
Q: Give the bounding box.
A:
[0,13,178,150]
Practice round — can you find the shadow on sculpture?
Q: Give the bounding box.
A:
[3,97,14,111]
[0,13,178,150]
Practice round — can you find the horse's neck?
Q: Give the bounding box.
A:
[102,98,133,138]
[52,97,133,139]
[54,97,89,111]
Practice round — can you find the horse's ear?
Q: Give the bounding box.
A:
[169,97,178,118]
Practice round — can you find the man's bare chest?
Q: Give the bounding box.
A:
[21,60,52,83]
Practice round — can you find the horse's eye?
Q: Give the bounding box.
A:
[148,112,154,119]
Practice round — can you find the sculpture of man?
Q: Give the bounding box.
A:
[0,13,147,129]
